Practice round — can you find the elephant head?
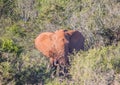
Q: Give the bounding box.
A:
[52,30,70,66]
[35,30,69,66]
[35,29,85,67]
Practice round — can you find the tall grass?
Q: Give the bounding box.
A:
[0,0,120,84]
[69,43,120,85]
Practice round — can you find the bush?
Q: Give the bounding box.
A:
[6,24,26,37]
[69,43,120,85]
[0,38,20,53]
[0,0,20,21]
[0,0,120,84]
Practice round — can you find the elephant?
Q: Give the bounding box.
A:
[35,29,85,67]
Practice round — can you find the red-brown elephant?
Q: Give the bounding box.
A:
[35,29,84,67]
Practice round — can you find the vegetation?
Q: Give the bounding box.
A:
[0,0,120,85]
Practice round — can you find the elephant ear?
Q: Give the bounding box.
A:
[35,32,55,58]
[65,30,85,53]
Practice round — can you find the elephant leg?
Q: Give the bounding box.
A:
[50,58,61,77]
[49,58,54,67]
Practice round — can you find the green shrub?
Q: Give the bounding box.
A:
[0,0,120,84]
[70,43,120,85]
[6,24,26,37]
[0,62,12,78]
[0,0,20,21]
[0,38,20,53]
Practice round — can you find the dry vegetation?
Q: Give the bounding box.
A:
[0,0,120,85]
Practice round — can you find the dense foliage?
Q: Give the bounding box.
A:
[0,0,120,84]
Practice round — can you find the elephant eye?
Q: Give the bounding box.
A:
[65,34,70,40]
[62,38,69,43]
[62,39,65,42]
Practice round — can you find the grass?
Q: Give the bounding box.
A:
[0,0,120,84]
[70,44,120,85]
[45,43,120,85]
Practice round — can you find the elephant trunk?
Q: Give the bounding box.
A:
[55,44,69,66]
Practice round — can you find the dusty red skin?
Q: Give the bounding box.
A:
[35,29,85,67]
